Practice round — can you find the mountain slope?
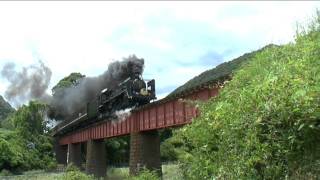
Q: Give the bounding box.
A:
[167,44,279,98]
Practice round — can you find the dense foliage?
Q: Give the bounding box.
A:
[0,96,15,123]
[105,136,130,165]
[51,72,85,95]
[0,101,56,173]
[160,129,180,162]
[174,14,320,179]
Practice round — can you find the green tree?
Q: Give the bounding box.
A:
[0,95,15,124]
[0,101,56,173]
[49,72,85,120]
[0,129,25,172]
[10,101,49,137]
[51,72,85,95]
[105,136,130,165]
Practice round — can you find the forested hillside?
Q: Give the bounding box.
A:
[0,96,14,121]
[168,44,279,98]
[0,101,56,175]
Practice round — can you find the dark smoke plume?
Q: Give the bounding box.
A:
[49,55,145,120]
[1,61,52,106]
[1,55,144,120]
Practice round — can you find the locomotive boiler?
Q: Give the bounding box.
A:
[98,78,155,113]
[87,74,156,120]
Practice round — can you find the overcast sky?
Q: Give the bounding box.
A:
[0,1,319,105]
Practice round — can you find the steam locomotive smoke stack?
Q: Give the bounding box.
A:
[50,55,145,120]
[0,61,52,106]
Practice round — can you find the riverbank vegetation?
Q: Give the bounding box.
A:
[171,11,320,179]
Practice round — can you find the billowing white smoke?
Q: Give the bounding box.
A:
[112,107,134,124]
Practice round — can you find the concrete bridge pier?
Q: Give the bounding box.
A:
[67,143,82,168]
[129,130,162,177]
[85,139,107,178]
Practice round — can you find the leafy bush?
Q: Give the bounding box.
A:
[162,163,184,180]
[130,169,159,180]
[45,161,58,172]
[0,130,26,172]
[65,163,80,172]
[160,134,181,162]
[62,163,94,180]
[0,169,12,176]
[62,170,93,180]
[107,167,130,179]
[174,12,320,179]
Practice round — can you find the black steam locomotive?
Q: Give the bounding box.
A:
[52,59,156,134]
[54,74,155,135]
[86,76,156,120]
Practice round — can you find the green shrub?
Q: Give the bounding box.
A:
[160,137,179,162]
[174,12,320,179]
[0,169,12,176]
[162,163,184,180]
[130,169,159,180]
[45,161,58,172]
[62,170,94,180]
[107,167,129,179]
[65,163,80,172]
[62,163,94,180]
[0,130,26,171]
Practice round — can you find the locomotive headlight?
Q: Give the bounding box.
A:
[140,88,149,96]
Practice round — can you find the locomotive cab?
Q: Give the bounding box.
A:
[127,76,156,104]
